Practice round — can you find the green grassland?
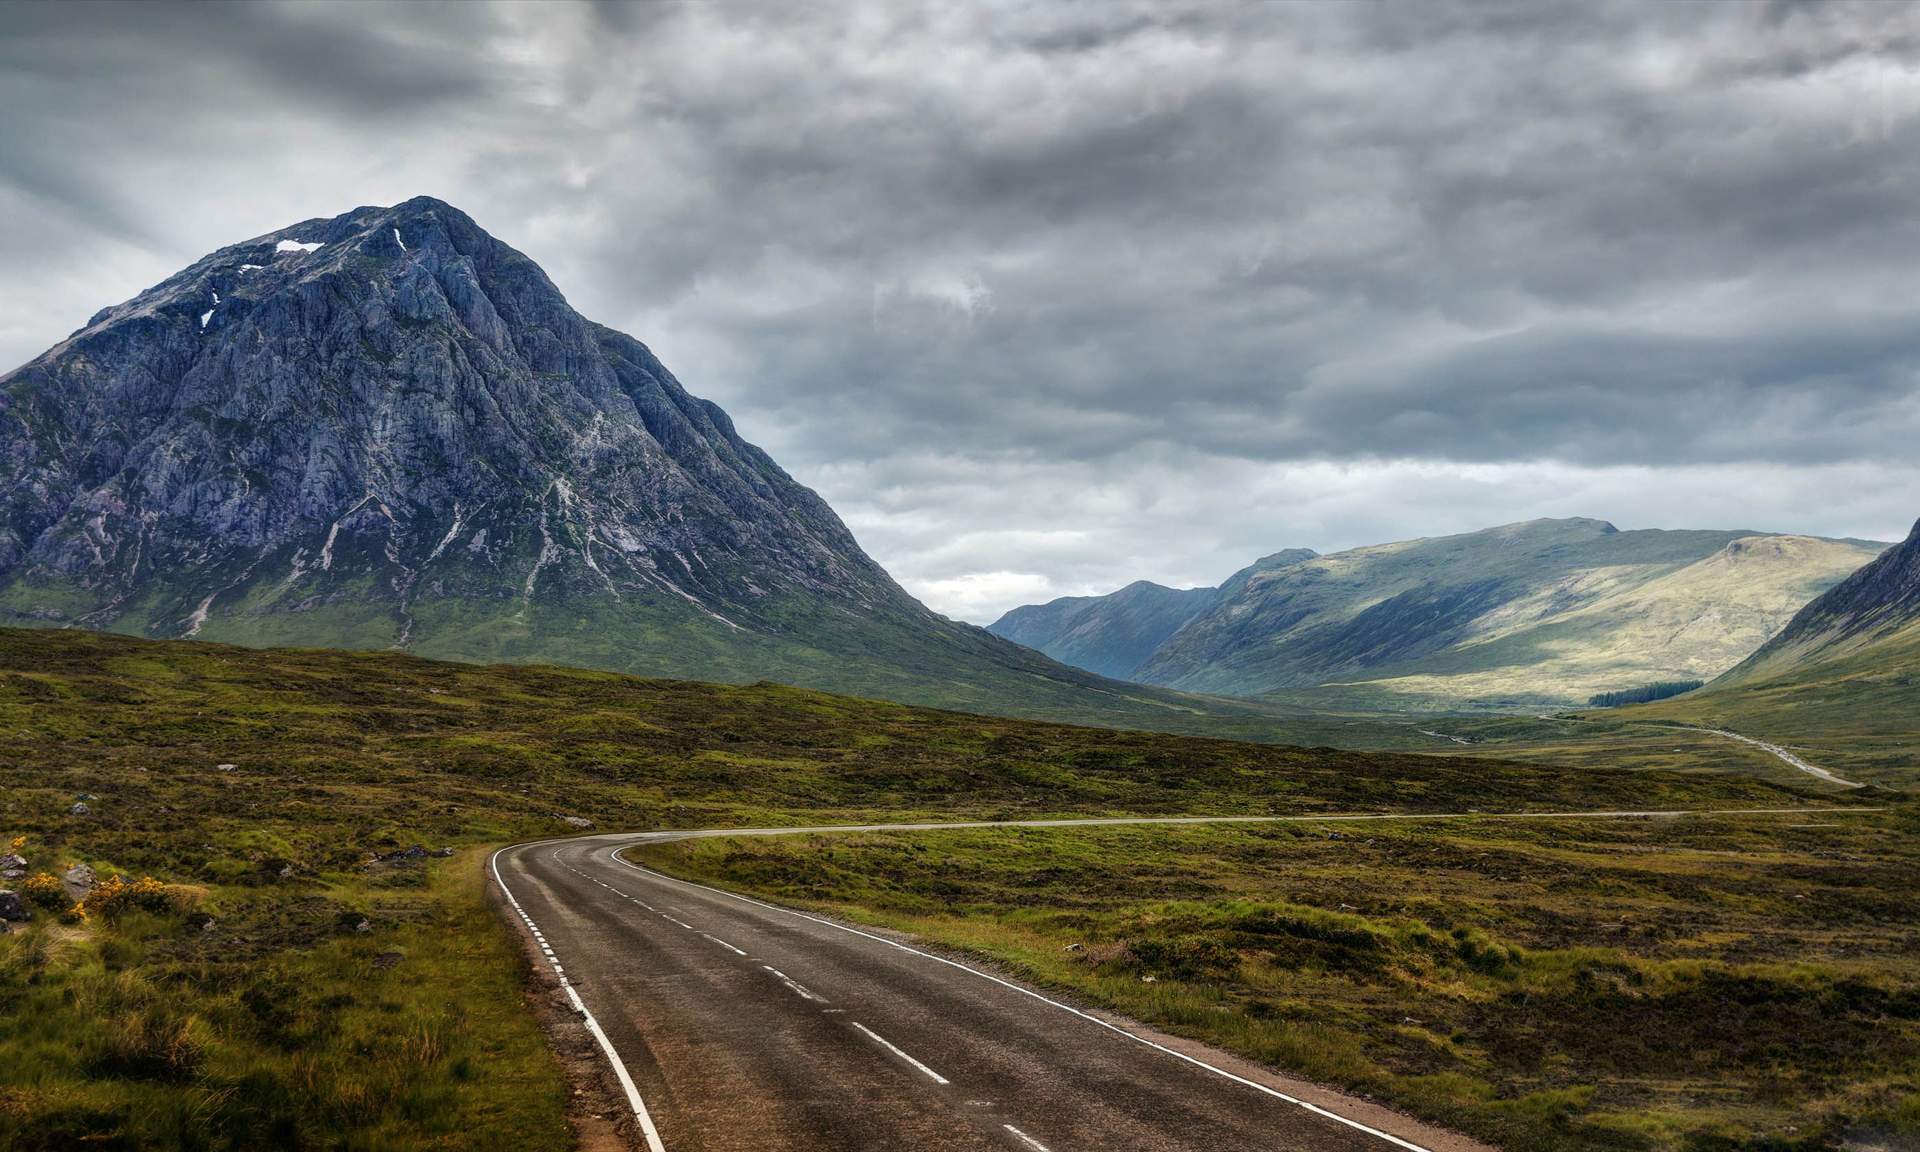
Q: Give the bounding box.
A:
[1400,620,1920,790]
[0,569,1531,756]
[633,811,1920,1152]
[0,626,1898,1150]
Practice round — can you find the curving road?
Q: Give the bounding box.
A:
[491,808,1875,1151]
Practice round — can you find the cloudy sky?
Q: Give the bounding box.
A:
[4,1,1918,621]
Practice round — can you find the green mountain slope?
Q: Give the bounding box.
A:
[1720,517,1920,684]
[1588,518,1920,785]
[1132,519,1885,709]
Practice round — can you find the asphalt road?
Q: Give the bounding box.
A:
[491,808,1874,1151]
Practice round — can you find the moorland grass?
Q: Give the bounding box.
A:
[0,625,1887,1150]
[633,811,1920,1152]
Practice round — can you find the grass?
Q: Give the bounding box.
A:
[1397,621,1920,790]
[0,625,1892,1150]
[631,810,1920,1152]
[0,848,570,1152]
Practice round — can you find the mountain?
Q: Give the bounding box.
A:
[1720,517,1920,684]
[997,519,1885,710]
[987,549,1315,679]
[1607,518,1920,788]
[0,196,1238,725]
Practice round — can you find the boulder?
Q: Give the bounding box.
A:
[369,845,433,865]
[432,847,455,858]
[0,890,28,922]
[556,815,595,829]
[68,802,90,817]
[62,864,95,900]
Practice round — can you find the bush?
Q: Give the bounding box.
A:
[80,875,189,920]
[20,872,67,910]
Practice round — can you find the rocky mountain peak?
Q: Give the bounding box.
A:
[0,197,909,648]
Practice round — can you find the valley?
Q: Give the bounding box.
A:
[3,627,1908,1152]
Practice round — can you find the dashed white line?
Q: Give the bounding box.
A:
[1003,1124,1051,1151]
[491,846,666,1152]
[851,1022,949,1085]
[613,851,1436,1151]
[701,932,748,956]
[762,965,826,1002]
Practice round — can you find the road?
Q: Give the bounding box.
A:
[1690,727,1864,788]
[491,807,1876,1151]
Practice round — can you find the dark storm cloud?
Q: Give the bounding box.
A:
[3,0,1917,618]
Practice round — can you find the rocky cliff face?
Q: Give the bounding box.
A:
[0,197,1162,719]
[1,196,903,639]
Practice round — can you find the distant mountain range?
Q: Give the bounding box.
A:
[0,197,1242,728]
[991,519,1889,710]
[989,549,1316,679]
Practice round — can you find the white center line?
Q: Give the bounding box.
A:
[1003,1124,1051,1151]
[701,932,748,956]
[613,850,1438,1150]
[762,965,826,1002]
[851,1021,949,1085]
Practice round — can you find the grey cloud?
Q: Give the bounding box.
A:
[3,0,1917,618]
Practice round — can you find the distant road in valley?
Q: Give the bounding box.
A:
[1690,727,1864,788]
[493,807,1877,1151]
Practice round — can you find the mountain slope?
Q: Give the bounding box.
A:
[0,197,1229,724]
[1128,519,1885,708]
[1720,517,1920,684]
[1615,524,1920,787]
[987,549,1314,679]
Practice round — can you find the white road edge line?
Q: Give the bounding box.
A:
[613,851,1433,1151]
[850,1021,949,1085]
[1003,1123,1051,1151]
[491,845,667,1152]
